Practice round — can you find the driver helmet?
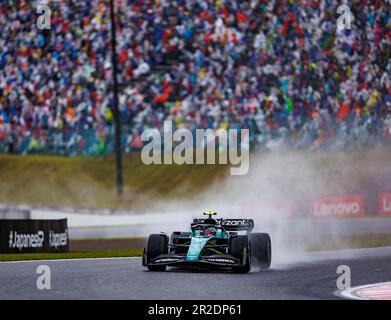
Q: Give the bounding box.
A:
[205,226,216,237]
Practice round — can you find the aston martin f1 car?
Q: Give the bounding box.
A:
[142,212,271,273]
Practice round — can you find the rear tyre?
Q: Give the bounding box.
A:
[250,233,271,269]
[230,235,251,273]
[146,234,168,271]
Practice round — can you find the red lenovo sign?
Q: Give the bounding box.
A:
[311,195,365,218]
[378,193,391,217]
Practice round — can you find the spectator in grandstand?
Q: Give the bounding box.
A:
[0,0,389,154]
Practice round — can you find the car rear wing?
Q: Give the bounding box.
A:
[221,219,254,232]
[192,218,254,232]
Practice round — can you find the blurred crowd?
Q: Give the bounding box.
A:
[0,0,390,155]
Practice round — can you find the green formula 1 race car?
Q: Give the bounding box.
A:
[142,211,271,273]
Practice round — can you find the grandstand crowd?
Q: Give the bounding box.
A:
[0,0,390,155]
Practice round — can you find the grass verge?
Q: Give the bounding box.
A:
[307,233,391,251]
[0,154,228,209]
[0,248,143,262]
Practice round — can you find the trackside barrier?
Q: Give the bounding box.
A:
[378,193,391,217]
[0,219,69,253]
[310,195,365,218]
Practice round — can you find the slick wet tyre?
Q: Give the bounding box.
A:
[250,233,271,269]
[146,234,168,271]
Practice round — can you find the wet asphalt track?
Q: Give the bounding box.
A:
[0,247,390,300]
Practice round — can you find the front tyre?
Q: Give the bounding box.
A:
[146,234,168,271]
[230,235,251,273]
[250,233,271,269]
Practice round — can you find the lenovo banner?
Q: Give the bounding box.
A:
[310,195,365,218]
[0,219,69,253]
[378,193,391,217]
